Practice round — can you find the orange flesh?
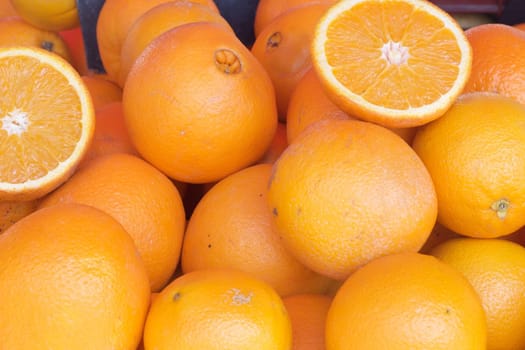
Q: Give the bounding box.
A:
[0,56,82,183]
[325,1,461,109]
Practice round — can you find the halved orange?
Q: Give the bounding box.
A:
[0,46,94,201]
[311,0,472,128]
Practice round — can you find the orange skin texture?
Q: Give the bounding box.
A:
[326,252,487,350]
[181,163,336,297]
[412,92,525,238]
[286,68,417,144]
[123,22,278,184]
[251,3,331,120]
[268,118,437,280]
[38,153,186,292]
[118,0,232,87]
[81,75,122,110]
[253,0,337,37]
[143,269,293,349]
[0,203,151,349]
[430,238,525,350]
[463,23,525,106]
[0,16,72,62]
[96,0,219,82]
[9,0,79,31]
[282,293,332,350]
[77,102,138,168]
[0,0,17,18]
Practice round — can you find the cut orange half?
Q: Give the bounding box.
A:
[311,0,472,128]
[0,46,94,201]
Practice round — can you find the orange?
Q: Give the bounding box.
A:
[77,102,138,168]
[81,75,122,110]
[0,199,38,234]
[0,46,94,201]
[119,0,232,86]
[268,118,437,280]
[0,0,16,18]
[463,23,525,106]
[123,22,278,184]
[251,3,331,119]
[282,293,332,350]
[0,16,72,62]
[311,0,472,128]
[258,121,288,164]
[286,67,354,143]
[254,0,337,37]
[38,153,186,292]
[514,22,525,31]
[181,163,336,297]
[430,238,525,350]
[0,203,150,349]
[326,252,487,349]
[96,0,219,82]
[58,26,89,75]
[143,268,292,349]
[9,0,79,31]
[286,67,416,144]
[412,92,525,238]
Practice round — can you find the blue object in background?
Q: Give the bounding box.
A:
[214,0,260,48]
[76,0,105,73]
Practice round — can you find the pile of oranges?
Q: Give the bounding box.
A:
[2,0,525,349]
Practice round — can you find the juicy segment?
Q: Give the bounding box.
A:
[0,56,82,184]
[324,1,462,110]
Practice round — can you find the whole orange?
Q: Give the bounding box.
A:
[96,0,219,82]
[412,92,525,238]
[143,268,293,349]
[38,153,186,292]
[0,203,151,349]
[123,22,278,184]
[431,238,525,350]
[119,0,232,86]
[251,3,331,120]
[181,163,336,297]
[282,293,332,350]
[463,23,525,105]
[268,118,437,280]
[326,252,487,349]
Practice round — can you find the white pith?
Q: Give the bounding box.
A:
[2,108,30,136]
